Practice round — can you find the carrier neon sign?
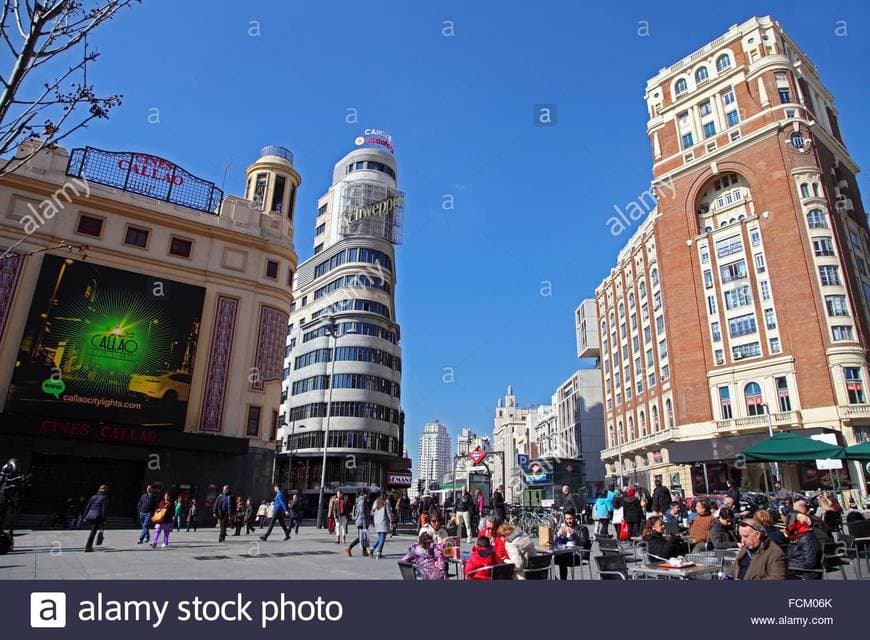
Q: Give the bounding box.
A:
[354,129,394,154]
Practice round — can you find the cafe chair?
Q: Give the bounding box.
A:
[594,554,628,580]
[397,561,420,582]
[822,541,851,580]
[521,552,553,580]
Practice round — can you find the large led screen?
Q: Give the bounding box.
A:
[5,255,205,429]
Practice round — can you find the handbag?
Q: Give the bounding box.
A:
[151,506,168,523]
[327,515,335,533]
[618,520,630,541]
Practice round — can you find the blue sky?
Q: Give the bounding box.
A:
[66,0,870,466]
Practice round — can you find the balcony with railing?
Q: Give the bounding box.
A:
[839,404,870,421]
[600,427,675,460]
[714,410,801,432]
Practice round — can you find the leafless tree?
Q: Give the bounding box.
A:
[0,0,140,181]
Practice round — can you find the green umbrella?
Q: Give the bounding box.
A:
[843,441,870,461]
[741,431,845,462]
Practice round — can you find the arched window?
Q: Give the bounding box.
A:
[675,78,688,95]
[628,292,635,308]
[812,183,820,197]
[744,382,765,416]
[628,416,635,440]
[807,209,827,229]
[617,420,624,443]
[716,54,731,72]
[695,66,709,83]
[800,183,810,198]
[652,405,659,432]
[639,281,647,298]
[618,302,625,318]
[608,424,615,448]
[651,268,659,286]
[639,410,646,435]
[609,312,615,325]
[666,398,674,427]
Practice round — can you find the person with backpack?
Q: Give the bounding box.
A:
[345,489,370,557]
[150,492,174,548]
[83,484,108,552]
[369,494,392,559]
[651,479,672,515]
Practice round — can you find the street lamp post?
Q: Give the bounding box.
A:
[315,318,340,529]
[617,426,624,489]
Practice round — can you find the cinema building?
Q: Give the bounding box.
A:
[0,140,299,519]
[583,16,869,499]
[276,136,410,500]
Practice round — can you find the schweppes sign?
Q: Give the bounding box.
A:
[343,194,403,225]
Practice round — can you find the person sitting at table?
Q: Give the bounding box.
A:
[401,531,447,580]
[464,535,497,580]
[727,520,787,580]
[499,521,538,579]
[663,501,683,536]
[553,511,589,580]
[642,515,682,562]
[786,513,821,580]
[723,495,750,521]
[419,513,449,544]
[753,509,787,550]
[709,507,739,550]
[688,499,715,552]
[479,516,508,562]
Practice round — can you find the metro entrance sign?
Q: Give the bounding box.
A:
[469,447,486,465]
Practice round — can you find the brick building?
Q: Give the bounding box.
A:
[581,16,869,498]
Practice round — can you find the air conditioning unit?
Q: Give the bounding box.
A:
[838,180,849,189]
[733,352,743,360]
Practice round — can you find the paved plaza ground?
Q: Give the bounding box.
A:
[0,523,865,580]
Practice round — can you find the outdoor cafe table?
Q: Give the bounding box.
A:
[548,547,589,580]
[629,563,721,580]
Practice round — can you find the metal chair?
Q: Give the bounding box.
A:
[397,561,419,581]
[521,552,553,580]
[594,554,628,580]
[822,541,851,580]
[845,520,870,579]
[598,535,639,562]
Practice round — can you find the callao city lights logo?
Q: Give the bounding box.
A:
[354,128,394,154]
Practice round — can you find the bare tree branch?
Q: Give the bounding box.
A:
[0,0,139,182]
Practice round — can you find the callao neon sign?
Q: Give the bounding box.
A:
[118,153,184,186]
[354,128,394,154]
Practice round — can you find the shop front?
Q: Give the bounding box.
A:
[0,414,261,522]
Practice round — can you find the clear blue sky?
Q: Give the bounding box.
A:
[70,0,870,466]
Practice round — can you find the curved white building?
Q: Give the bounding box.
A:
[277,140,407,499]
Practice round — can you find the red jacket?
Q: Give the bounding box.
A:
[492,535,508,563]
[464,546,496,580]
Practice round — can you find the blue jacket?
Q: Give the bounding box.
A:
[273,489,287,513]
[594,497,611,519]
[84,493,108,522]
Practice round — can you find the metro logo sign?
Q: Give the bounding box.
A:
[469,447,486,465]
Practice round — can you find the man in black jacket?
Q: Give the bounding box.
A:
[213,485,233,543]
[651,479,672,515]
[492,485,506,521]
[456,488,475,543]
[136,485,157,544]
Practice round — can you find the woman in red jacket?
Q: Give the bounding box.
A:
[464,536,496,580]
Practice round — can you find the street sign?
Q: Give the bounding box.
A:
[469,446,486,465]
[517,454,529,470]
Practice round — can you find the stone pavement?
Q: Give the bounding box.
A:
[0,524,414,580]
